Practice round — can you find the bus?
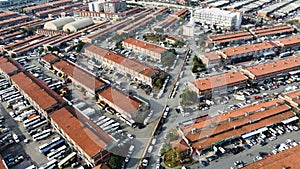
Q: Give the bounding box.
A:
[20,110,36,120]
[32,129,52,141]
[118,114,136,128]
[3,93,21,102]
[23,116,40,128]
[40,138,65,155]
[33,131,52,142]
[0,87,15,96]
[27,120,48,132]
[47,145,67,161]
[57,152,77,169]
[6,96,23,107]
[40,159,57,169]
[39,137,61,153]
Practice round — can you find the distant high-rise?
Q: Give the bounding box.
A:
[88,0,126,13]
[194,8,242,30]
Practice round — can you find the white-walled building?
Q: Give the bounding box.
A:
[194,8,242,30]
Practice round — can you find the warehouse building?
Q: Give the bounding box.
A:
[63,18,94,33]
[44,17,75,30]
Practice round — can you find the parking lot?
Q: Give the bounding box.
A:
[198,123,300,169]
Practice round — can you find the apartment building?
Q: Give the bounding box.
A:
[217,41,279,64]
[194,8,242,30]
[199,52,221,69]
[122,38,168,62]
[188,72,248,98]
[89,0,126,13]
[84,44,161,86]
[241,57,300,83]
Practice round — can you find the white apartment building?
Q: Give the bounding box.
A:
[88,0,126,13]
[194,8,242,30]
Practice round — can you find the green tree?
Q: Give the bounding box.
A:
[180,88,198,106]
[76,41,85,52]
[108,155,122,169]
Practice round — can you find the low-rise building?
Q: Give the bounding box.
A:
[10,72,65,117]
[50,107,113,166]
[84,44,162,86]
[280,89,300,109]
[188,71,248,97]
[178,100,296,151]
[218,41,279,64]
[241,57,300,83]
[275,34,300,51]
[122,38,168,62]
[199,52,221,69]
[207,31,254,46]
[98,87,142,119]
[250,24,294,38]
[194,8,242,30]
[243,144,300,169]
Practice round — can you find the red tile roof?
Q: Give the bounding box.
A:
[243,144,300,169]
[50,108,112,157]
[10,72,58,110]
[193,72,248,91]
[221,42,279,58]
[84,45,159,78]
[0,57,18,74]
[0,11,17,19]
[0,155,6,169]
[242,57,300,78]
[53,60,105,92]
[123,38,167,54]
[191,111,295,149]
[203,52,220,61]
[251,24,293,37]
[98,87,141,115]
[180,99,284,133]
[276,34,300,46]
[186,104,290,142]
[41,53,60,64]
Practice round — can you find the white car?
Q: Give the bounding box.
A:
[269,136,277,141]
[13,134,19,143]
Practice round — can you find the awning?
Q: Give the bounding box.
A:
[241,127,268,139]
[281,116,299,124]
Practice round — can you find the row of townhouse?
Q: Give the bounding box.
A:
[84,44,163,87]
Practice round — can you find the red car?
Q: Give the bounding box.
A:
[254,95,261,100]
